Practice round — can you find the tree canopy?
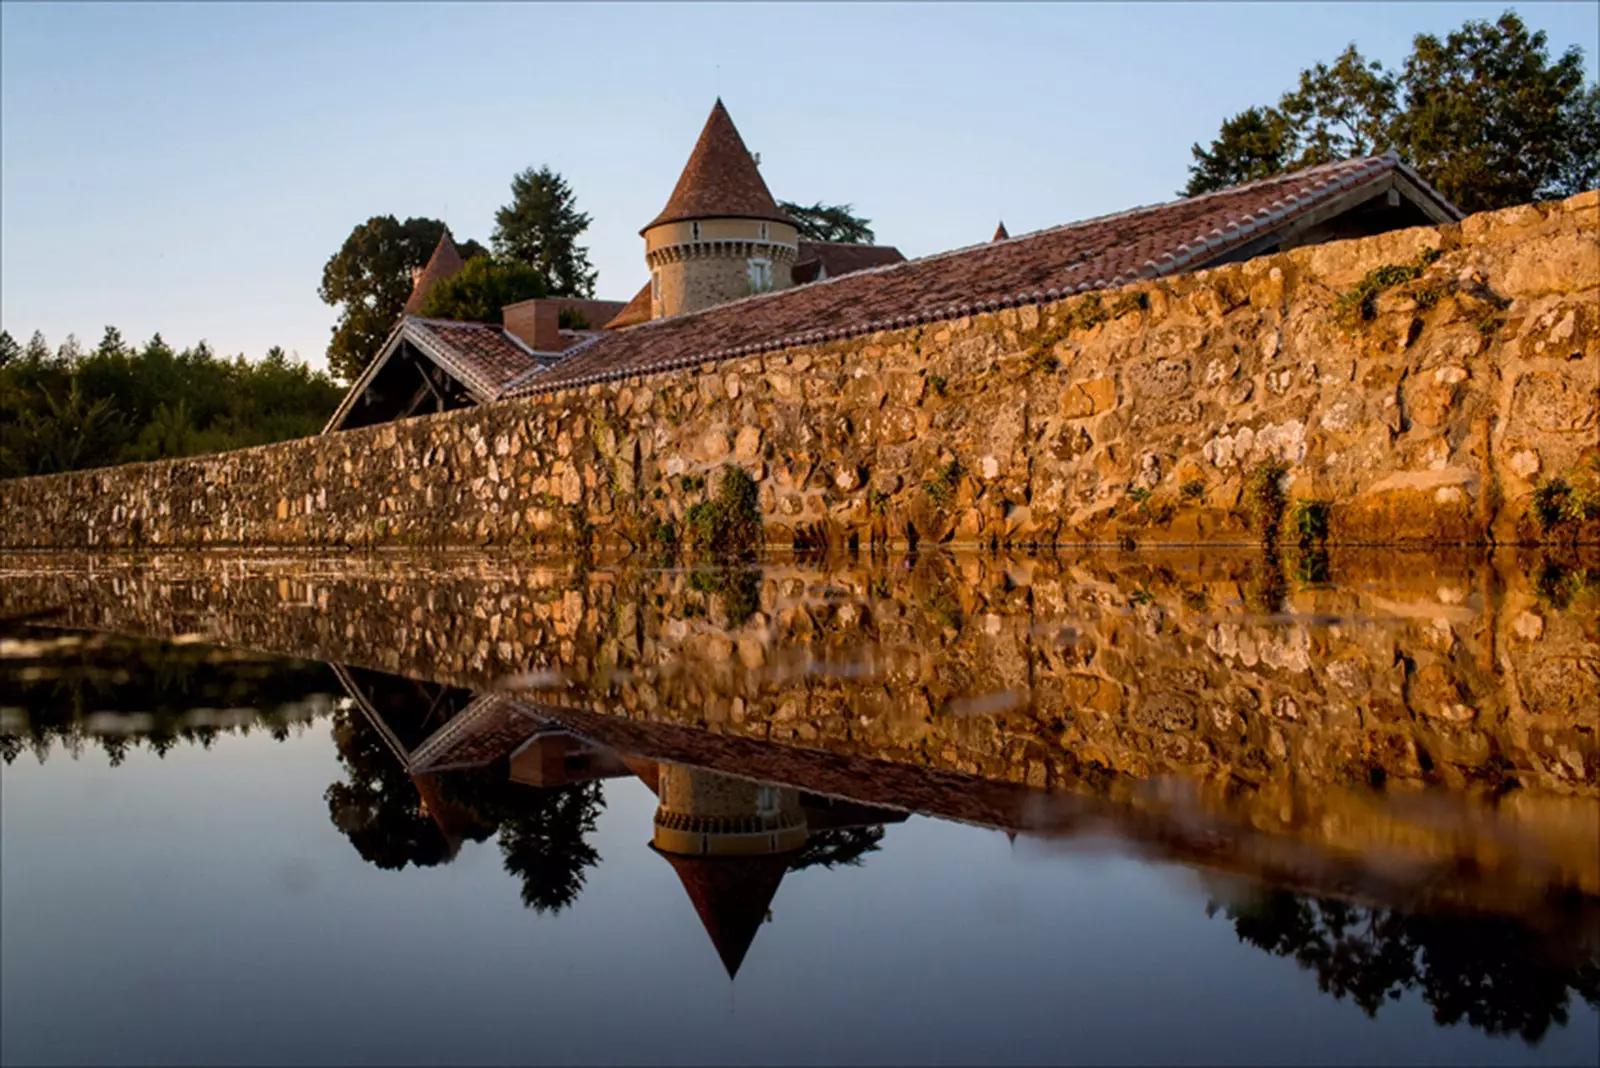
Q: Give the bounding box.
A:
[1183,11,1600,213]
[778,200,876,244]
[417,256,547,325]
[492,166,598,298]
[0,327,343,478]
[319,215,487,383]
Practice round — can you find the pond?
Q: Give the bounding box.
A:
[2,548,1597,1066]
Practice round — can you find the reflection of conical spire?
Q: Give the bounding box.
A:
[643,99,791,233]
[992,220,1010,241]
[653,847,791,979]
[404,231,466,314]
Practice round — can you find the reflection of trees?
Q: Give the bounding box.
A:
[0,627,337,765]
[1212,890,1600,1043]
[323,707,486,871]
[497,782,604,913]
[787,826,886,872]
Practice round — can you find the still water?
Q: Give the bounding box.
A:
[2,549,1597,1066]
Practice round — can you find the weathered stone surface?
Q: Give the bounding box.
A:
[0,193,1595,551]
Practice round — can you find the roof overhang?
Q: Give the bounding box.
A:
[322,318,510,434]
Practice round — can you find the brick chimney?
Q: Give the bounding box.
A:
[501,298,563,353]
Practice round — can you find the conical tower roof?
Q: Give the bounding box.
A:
[643,99,792,233]
[654,847,791,979]
[992,220,1010,241]
[404,231,466,315]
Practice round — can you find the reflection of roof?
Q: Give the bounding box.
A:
[644,99,792,232]
[604,282,652,330]
[404,233,467,315]
[512,154,1459,395]
[406,693,546,774]
[791,241,906,284]
[654,847,792,978]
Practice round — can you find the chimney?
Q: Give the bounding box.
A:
[501,298,563,353]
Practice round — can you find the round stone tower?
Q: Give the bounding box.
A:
[642,100,799,319]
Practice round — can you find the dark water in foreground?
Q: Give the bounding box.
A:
[2,549,1597,1066]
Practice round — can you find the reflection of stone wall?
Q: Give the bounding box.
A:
[3,194,1597,551]
[3,548,1595,895]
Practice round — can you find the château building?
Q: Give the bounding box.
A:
[326,99,1459,432]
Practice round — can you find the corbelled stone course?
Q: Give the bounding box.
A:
[1,193,1595,551]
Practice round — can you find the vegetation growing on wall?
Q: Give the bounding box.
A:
[686,465,762,555]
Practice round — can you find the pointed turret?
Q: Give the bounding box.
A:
[640,100,800,319]
[404,232,466,315]
[655,850,791,979]
[992,221,1010,242]
[644,99,791,232]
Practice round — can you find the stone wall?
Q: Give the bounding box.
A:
[2,193,1596,551]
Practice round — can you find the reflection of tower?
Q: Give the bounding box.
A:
[648,764,808,978]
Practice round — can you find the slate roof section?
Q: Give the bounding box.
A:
[604,281,653,329]
[643,99,793,232]
[791,241,907,284]
[404,233,467,315]
[513,153,1460,396]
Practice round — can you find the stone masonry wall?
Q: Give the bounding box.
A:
[1,193,1596,551]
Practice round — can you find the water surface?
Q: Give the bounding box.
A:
[3,549,1597,1066]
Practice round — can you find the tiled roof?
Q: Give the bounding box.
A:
[791,241,907,284]
[993,221,1009,241]
[643,99,792,232]
[404,233,467,315]
[407,319,555,398]
[604,282,653,329]
[513,154,1459,396]
[654,848,792,978]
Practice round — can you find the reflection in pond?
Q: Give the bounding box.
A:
[2,547,1597,1063]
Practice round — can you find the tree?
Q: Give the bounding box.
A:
[1184,107,1297,195]
[491,166,597,298]
[319,215,488,383]
[1182,11,1599,212]
[417,256,547,325]
[1394,12,1600,214]
[0,331,20,368]
[778,200,876,244]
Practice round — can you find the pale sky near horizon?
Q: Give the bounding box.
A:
[3,1,1596,374]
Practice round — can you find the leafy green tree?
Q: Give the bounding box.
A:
[1183,11,1599,212]
[0,327,343,477]
[491,166,598,298]
[778,200,876,244]
[1184,107,1297,194]
[319,215,488,382]
[417,256,548,325]
[1394,12,1600,214]
[0,331,20,368]
[497,781,604,914]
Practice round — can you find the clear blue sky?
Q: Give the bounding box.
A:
[3,1,1596,372]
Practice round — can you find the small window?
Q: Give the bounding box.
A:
[691,221,700,241]
[651,269,661,302]
[759,222,769,241]
[747,258,772,293]
[756,786,781,817]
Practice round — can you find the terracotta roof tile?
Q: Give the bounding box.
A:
[514,154,1457,396]
[403,233,467,315]
[407,319,553,398]
[604,281,653,329]
[792,241,906,284]
[993,221,1010,241]
[655,848,792,978]
[643,100,792,232]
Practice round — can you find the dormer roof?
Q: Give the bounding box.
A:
[643,99,793,233]
[403,232,467,315]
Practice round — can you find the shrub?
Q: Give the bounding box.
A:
[1244,458,1291,545]
[685,465,762,555]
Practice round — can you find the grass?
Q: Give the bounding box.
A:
[1289,498,1331,548]
[1529,459,1600,538]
